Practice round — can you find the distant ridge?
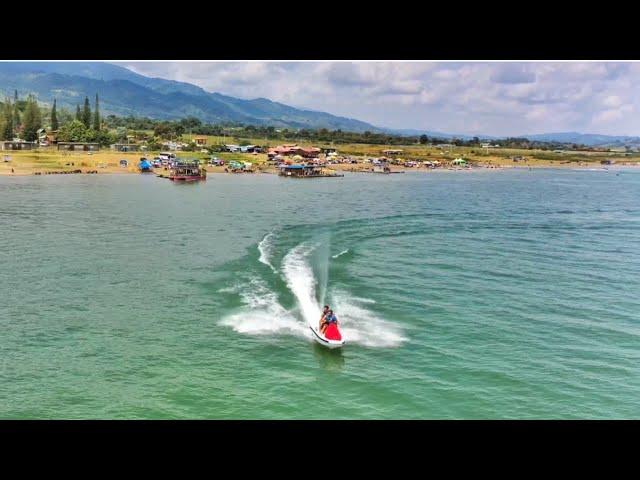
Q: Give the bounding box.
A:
[0,62,637,147]
[0,62,381,132]
[518,132,640,147]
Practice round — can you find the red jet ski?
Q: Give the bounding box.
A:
[310,321,345,349]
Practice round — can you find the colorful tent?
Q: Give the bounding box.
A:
[138,159,152,171]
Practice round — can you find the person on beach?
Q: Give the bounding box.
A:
[321,310,338,335]
[319,305,330,331]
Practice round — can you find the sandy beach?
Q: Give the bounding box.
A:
[1,149,638,176]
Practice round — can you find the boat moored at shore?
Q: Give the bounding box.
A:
[168,160,206,182]
[278,163,343,178]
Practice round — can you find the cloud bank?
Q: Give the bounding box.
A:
[113,61,640,136]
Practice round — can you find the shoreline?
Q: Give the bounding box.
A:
[4,166,640,178]
[1,150,638,177]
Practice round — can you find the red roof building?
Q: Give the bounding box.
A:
[267,144,321,158]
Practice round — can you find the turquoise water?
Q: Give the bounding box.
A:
[1,169,639,419]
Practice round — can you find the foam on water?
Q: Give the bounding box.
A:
[258,232,277,273]
[219,277,307,337]
[331,291,407,348]
[282,242,322,329]
[332,249,349,259]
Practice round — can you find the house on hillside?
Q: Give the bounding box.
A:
[194,136,208,146]
[382,149,403,155]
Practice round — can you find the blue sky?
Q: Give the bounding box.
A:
[114,61,639,136]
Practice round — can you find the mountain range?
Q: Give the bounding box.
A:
[0,62,378,132]
[0,62,638,147]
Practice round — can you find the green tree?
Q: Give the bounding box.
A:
[82,96,91,129]
[57,119,88,142]
[13,95,20,128]
[22,95,42,142]
[76,105,82,121]
[51,99,59,130]
[153,122,172,138]
[93,93,100,130]
[1,99,14,141]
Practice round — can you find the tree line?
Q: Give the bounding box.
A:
[0,95,588,150]
[100,115,585,150]
[0,90,43,142]
[0,92,105,144]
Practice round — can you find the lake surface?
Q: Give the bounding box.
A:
[1,169,639,418]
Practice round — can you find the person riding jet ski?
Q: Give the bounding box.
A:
[321,309,339,335]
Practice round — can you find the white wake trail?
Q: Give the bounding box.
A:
[331,291,407,348]
[281,243,322,330]
[258,232,277,273]
[219,277,307,337]
[332,249,349,259]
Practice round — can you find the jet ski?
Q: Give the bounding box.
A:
[310,322,345,349]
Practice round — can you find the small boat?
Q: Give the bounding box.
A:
[309,323,345,349]
[168,160,206,182]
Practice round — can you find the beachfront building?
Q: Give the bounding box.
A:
[1,140,38,150]
[241,145,262,153]
[162,141,186,151]
[382,149,403,155]
[110,143,141,152]
[57,142,100,151]
[268,144,321,159]
[44,130,58,145]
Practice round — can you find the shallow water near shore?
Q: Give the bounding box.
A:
[1,169,639,418]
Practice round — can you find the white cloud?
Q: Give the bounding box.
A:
[602,95,623,108]
[112,61,640,136]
